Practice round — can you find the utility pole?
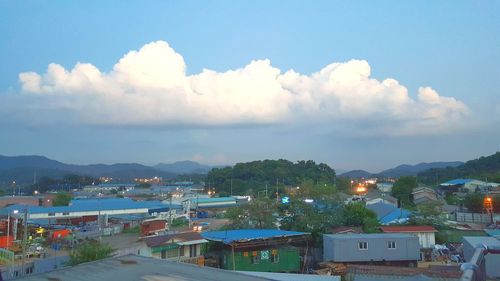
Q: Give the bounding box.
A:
[265,184,268,197]
[21,208,28,277]
[276,178,279,203]
[230,177,233,196]
[169,194,173,227]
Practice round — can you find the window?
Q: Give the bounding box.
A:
[358,241,368,250]
[62,212,69,216]
[48,212,55,217]
[251,255,261,264]
[167,249,178,258]
[271,253,279,263]
[388,241,396,249]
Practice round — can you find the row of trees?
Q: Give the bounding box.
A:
[26,174,99,194]
[418,152,500,184]
[206,160,336,196]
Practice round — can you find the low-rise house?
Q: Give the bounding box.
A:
[365,202,411,225]
[330,226,363,234]
[139,231,208,265]
[365,194,398,207]
[380,225,437,249]
[140,218,167,236]
[323,233,420,267]
[202,229,311,273]
[376,183,393,193]
[412,186,439,205]
[462,236,500,279]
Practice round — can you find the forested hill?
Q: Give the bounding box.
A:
[418,152,500,184]
[206,160,335,196]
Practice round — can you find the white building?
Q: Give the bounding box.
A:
[380,225,437,249]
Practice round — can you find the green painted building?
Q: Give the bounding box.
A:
[202,229,310,273]
[221,246,300,272]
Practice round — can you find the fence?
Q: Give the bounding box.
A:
[453,212,499,224]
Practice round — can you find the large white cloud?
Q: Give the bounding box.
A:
[14,40,468,135]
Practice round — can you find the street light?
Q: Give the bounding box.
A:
[6,209,19,249]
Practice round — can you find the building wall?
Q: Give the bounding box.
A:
[416,232,435,248]
[323,235,420,263]
[138,243,205,260]
[222,247,300,272]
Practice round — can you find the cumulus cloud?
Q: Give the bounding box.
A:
[11,40,468,135]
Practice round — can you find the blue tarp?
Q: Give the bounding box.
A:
[201,229,309,244]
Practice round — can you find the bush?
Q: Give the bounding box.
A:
[68,241,114,265]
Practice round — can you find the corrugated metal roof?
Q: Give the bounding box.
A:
[381,226,437,233]
[202,229,309,244]
[324,233,418,239]
[0,198,172,215]
[143,231,206,247]
[441,179,474,185]
[189,197,236,204]
[484,229,500,238]
[380,209,411,224]
[366,202,397,219]
[19,254,273,281]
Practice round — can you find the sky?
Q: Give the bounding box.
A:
[0,1,499,172]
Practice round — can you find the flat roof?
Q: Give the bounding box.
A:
[463,236,500,247]
[324,233,418,239]
[19,254,273,281]
[381,225,437,233]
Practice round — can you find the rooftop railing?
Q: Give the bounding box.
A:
[460,244,500,281]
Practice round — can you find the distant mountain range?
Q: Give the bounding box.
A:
[0,155,217,185]
[418,152,500,184]
[154,161,213,175]
[340,161,464,179]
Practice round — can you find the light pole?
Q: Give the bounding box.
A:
[6,210,19,249]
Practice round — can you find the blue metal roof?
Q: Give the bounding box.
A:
[0,198,170,215]
[201,229,309,244]
[484,229,500,238]
[380,209,412,225]
[365,202,411,224]
[190,197,236,204]
[442,179,474,185]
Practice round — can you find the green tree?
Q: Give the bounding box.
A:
[68,241,114,265]
[464,193,484,213]
[410,201,444,225]
[279,198,343,242]
[224,197,278,229]
[53,192,72,206]
[391,176,417,208]
[135,183,151,189]
[342,203,379,233]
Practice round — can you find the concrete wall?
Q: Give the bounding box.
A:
[323,234,420,262]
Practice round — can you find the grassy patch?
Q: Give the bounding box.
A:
[436,229,486,243]
[122,226,140,234]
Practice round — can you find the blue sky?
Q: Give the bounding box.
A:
[0,1,499,172]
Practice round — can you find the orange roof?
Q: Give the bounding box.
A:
[380,225,437,233]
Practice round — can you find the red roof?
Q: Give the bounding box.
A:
[380,225,437,233]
